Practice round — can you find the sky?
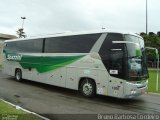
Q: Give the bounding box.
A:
[0,0,160,36]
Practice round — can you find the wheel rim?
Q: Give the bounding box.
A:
[16,71,21,80]
[83,83,93,95]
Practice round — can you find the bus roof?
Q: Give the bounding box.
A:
[5,30,143,42]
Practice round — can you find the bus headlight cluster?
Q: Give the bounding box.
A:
[131,89,136,94]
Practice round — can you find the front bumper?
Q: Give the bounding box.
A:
[124,80,148,98]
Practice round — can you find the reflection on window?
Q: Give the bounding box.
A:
[6,39,43,53]
[45,34,101,53]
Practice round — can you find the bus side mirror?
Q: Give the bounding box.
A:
[156,49,158,54]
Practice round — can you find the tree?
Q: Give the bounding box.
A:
[141,33,160,67]
[16,28,27,38]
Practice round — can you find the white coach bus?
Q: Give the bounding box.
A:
[2,31,149,98]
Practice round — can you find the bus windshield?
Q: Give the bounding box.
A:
[125,35,148,81]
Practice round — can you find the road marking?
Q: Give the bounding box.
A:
[0,98,50,120]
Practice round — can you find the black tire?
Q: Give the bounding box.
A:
[80,78,96,97]
[15,69,22,81]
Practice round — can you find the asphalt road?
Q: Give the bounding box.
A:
[0,70,160,120]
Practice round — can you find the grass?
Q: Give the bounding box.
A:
[0,100,41,120]
[148,69,160,93]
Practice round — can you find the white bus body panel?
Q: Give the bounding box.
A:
[2,32,148,98]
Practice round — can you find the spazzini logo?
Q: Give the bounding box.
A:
[7,54,22,61]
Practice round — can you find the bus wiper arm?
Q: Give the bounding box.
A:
[128,56,140,59]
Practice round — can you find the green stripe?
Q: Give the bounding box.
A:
[20,55,84,73]
[4,51,85,73]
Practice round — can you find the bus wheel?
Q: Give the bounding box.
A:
[80,79,96,97]
[15,69,22,81]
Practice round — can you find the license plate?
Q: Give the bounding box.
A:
[141,89,145,93]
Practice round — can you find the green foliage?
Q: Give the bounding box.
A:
[141,34,160,60]
[16,28,27,38]
[148,70,160,93]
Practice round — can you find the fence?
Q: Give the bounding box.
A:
[148,61,160,68]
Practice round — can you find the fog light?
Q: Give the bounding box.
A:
[131,89,134,94]
[131,89,136,94]
[133,90,136,94]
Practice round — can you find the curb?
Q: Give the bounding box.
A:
[0,98,50,120]
[148,92,160,96]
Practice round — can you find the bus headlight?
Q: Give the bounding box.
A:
[131,89,136,94]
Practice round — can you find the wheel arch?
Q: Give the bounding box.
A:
[15,68,21,73]
[15,68,22,77]
[78,77,97,91]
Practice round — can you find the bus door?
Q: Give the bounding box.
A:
[99,33,127,97]
[108,49,125,97]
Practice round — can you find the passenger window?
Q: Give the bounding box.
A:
[44,34,101,53]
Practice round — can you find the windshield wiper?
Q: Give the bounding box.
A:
[128,56,142,59]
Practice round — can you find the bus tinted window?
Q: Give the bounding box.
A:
[6,39,43,53]
[99,33,124,59]
[99,33,126,79]
[44,34,101,53]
